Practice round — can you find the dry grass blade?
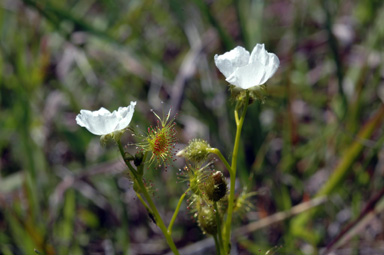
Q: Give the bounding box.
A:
[324,188,384,254]
[292,104,384,235]
[234,196,327,237]
[165,197,327,255]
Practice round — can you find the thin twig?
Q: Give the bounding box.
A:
[234,196,327,237]
[324,188,384,254]
[166,196,327,255]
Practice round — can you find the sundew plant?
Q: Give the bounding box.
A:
[76,44,279,255]
[2,1,384,255]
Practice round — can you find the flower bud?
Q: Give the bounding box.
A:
[204,171,227,202]
[197,205,217,235]
[178,139,211,163]
[189,174,200,196]
[134,152,144,166]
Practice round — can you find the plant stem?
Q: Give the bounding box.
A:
[213,234,221,255]
[117,140,126,158]
[208,148,233,175]
[234,109,240,126]
[137,152,148,176]
[223,92,250,254]
[168,189,189,235]
[132,171,180,254]
[136,193,152,215]
[117,141,180,255]
[214,202,224,253]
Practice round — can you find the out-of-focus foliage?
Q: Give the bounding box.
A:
[1,0,384,254]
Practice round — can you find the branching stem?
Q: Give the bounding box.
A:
[168,189,189,235]
[208,148,233,175]
[117,140,180,255]
[214,202,224,254]
[223,92,250,254]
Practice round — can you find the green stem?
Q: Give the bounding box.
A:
[117,140,126,158]
[133,171,180,254]
[214,202,224,253]
[213,234,221,255]
[223,93,250,254]
[234,109,240,126]
[117,141,180,255]
[168,189,189,235]
[136,193,152,215]
[208,148,233,175]
[137,152,148,176]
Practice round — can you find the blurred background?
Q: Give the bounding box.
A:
[1,0,384,254]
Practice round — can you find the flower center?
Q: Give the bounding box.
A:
[137,109,177,168]
[153,131,169,155]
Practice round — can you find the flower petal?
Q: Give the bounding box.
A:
[114,101,137,131]
[76,102,136,135]
[214,46,250,78]
[249,44,280,85]
[226,61,267,89]
[215,44,280,89]
[76,109,119,135]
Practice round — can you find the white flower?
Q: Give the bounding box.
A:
[76,101,136,135]
[214,44,279,89]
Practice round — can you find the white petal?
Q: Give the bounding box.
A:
[76,101,136,135]
[97,107,112,115]
[226,61,266,89]
[224,44,280,89]
[249,44,280,84]
[214,46,250,78]
[114,101,136,131]
[76,109,119,135]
